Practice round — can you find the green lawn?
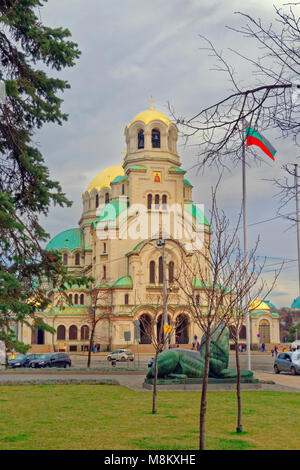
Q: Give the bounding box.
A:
[0,385,299,450]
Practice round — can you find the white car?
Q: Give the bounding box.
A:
[106,349,134,362]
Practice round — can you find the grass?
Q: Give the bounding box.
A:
[0,385,299,450]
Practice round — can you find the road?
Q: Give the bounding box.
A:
[67,351,276,373]
[1,352,300,392]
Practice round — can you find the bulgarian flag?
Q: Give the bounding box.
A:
[245,121,277,161]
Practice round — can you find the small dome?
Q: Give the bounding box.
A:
[265,300,277,310]
[291,297,300,309]
[129,108,171,127]
[87,165,124,193]
[249,299,270,311]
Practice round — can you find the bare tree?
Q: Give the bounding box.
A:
[170,3,299,169]
[176,184,280,449]
[138,293,186,414]
[226,249,282,433]
[86,286,111,368]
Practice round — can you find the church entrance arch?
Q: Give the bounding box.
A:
[259,319,271,344]
[31,328,44,345]
[175,314,189,344]
[138,314,152,344]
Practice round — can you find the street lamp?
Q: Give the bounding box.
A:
[147,238,169,351]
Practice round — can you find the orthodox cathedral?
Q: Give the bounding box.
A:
[19,103,280,352]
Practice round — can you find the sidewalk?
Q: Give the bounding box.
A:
[1,369,300,392]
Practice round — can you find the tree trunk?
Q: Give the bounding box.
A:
[200,336,210,450]
[235,341,243,433]
[152,350,159,414]
[87,324,95,368]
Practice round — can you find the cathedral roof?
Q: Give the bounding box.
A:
[112,276,133,288]
[265,300,277,310]
[291,297,300,309]
[46,228,83,252]
[129,108,171,127]
[184,203,210,228]
[93,200,128,226]
[249,299,270,311]
[87,165,124,192]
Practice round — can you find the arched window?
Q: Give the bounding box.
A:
[68,293,73,303]
[147,194,152,210]
[196,294,200,306]
[169,261,174,283]
[105,193,109,204]
[138,129,144,149]
[69,325,78,340]
[63,253,68,265]
[81,325,89,340]
[75,252,80,266]
[162,194,167,209]
[159,256,163,284]
[57,325,66,340]
[122,184,125,195]
[96,194,99,208]
[74,294,78,305]
[152,128,160,148]
[125,294,129,305]
[155,194,160,209]
[103,242,107,253]
[103,265,106,280]
[80,294,84,305]
[149,261,155,284]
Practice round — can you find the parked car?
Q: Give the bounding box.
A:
[274,351,300,375]
[29,353,71,368]
[106,350,134,362]
[8,353,40,368]
[8,354,26,368]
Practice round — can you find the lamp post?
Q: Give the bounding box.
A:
[146,238,169,350]
[156,238,168,351]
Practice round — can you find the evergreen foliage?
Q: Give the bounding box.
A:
[0,1,90,350]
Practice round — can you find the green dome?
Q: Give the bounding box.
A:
[46,228,83,252]
[112,276,133,288]
[111,175,129,184]
[292,297,300,309]
[184,203,210,228]
[265,300,277,310]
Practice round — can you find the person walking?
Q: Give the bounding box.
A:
[275,345,278,356]
[271,348,274,357]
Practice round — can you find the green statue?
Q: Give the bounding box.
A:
[147,325,253,380]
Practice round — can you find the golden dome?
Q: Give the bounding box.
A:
[249,299,270,311]
[129,108,171,127]
[87,165,124,192]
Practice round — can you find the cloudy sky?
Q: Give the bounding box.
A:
[36,0,299,308]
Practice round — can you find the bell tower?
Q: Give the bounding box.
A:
[123,100,180,170]
[122,102,187,210]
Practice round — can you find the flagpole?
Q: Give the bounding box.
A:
[294,164,300,297]
[242,121,251,371]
